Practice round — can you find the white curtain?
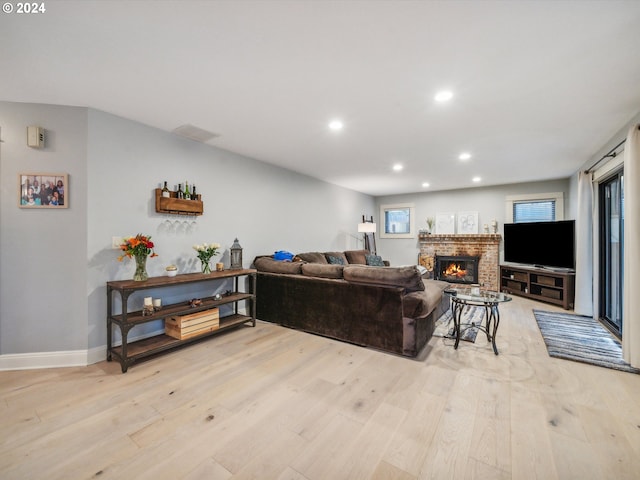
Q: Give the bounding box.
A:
[574,171,594,316]
[623,124,640,367]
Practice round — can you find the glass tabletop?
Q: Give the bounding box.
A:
[444,287,512,304]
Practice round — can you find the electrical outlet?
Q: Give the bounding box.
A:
[112,236,123,249]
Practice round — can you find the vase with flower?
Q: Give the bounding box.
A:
[193,242,221,274]
[118,234,158,281]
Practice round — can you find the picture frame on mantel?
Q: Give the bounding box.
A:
[18,173,68,209]
[435,212,456,234]
[457,211,479,234]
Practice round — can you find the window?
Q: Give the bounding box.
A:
[513,200,556,223]
[380,203,415,238]
[505,192,564,223]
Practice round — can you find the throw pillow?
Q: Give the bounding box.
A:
[324,251,349,264]
[297,252,329,264]
[365,254,385,266]
[344,249,369,264]
[327,255,345,265]
[273,250,294,261]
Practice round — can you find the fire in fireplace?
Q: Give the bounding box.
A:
[435,255,479,284]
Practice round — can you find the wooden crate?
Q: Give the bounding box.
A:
[165,308,219,340]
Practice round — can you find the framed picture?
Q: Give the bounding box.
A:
[435,212,456,234]
[457,211,478,234]
[18,173,68,209]
[380,203,415,239]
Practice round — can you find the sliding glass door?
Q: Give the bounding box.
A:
[599,171,624,336]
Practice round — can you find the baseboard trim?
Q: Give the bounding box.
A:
[0,330,164,371]
[0,350,89,371]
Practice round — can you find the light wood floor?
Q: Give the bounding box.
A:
[1,296,640,480]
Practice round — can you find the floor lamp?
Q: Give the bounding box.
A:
[358,215,377,255]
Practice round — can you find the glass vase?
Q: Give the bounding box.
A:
[201,260,212,274]
[133,254,148,281]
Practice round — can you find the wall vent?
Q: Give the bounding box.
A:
[172,124,219,143]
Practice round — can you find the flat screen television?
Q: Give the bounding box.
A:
[503,220,575,270]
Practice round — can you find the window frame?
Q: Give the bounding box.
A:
[505,192,564,223]
[379,203,416,239]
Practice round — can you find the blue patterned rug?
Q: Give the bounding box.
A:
[434,306,486,343]
[533,310,640,374]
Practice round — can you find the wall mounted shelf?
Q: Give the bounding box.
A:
[155,188,203,216]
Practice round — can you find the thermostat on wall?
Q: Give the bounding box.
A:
[27,126,45,148]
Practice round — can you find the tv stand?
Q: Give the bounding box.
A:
[500,264,575,310]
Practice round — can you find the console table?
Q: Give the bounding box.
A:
[107,269,256,373]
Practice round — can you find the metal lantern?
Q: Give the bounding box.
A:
[230,238,243,270]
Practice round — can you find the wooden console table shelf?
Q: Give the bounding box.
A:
[107,269,256,372]
[500,264,575,310]
[155,188,203,216]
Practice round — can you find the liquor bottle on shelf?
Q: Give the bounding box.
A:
[184,181,191,200]
[192,184,197,200]
[177,183,184,199]
[161,181,170,198]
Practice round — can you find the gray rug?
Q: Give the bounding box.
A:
[533,309,640,374]
[434,305,486,343]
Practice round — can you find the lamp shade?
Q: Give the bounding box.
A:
[358,222,377,233]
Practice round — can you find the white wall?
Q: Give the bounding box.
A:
[0,102,89,354]
[1,102,375,363]
[375,179,571,267]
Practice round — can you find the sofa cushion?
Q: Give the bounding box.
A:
[344,249,369,265]
[324,251,349,265]
[365,254,385,266]
[301,263,344,279]
[403,279,450,318]
[254,256,303,274]
[297,252,328,264]
[343,265,425,293]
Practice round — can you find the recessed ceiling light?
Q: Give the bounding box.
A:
[472,176,481,183]
[328,120,344,131]
[393,164,404,172]
[434,90,453,102]
[422,182,430,188]
[459,152,472,161]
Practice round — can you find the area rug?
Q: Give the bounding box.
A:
[434,305,486,343]
[533,309,640,374]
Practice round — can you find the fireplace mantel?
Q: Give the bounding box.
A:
[418,234,502,291]
[418,233,502,244]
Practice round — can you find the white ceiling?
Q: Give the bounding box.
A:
[2,0,640,196]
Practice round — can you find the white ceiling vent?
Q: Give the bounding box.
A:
[172,124,220,143]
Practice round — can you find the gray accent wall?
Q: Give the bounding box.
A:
[2,101,375,358]
[0,102,89,354]
[375,179,572,267]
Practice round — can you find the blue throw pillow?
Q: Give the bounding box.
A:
[273,250,294,262]
[327,255,345,265]
[365,254,385,266]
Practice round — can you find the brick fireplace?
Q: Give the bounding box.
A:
[418,234,502,291]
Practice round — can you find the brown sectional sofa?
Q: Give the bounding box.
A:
[254,250,450,357]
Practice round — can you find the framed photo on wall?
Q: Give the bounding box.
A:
[18,173,68,209]
[435,212,456,234]
[457,211,478,234]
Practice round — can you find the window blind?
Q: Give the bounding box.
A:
[513,200,556,223]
